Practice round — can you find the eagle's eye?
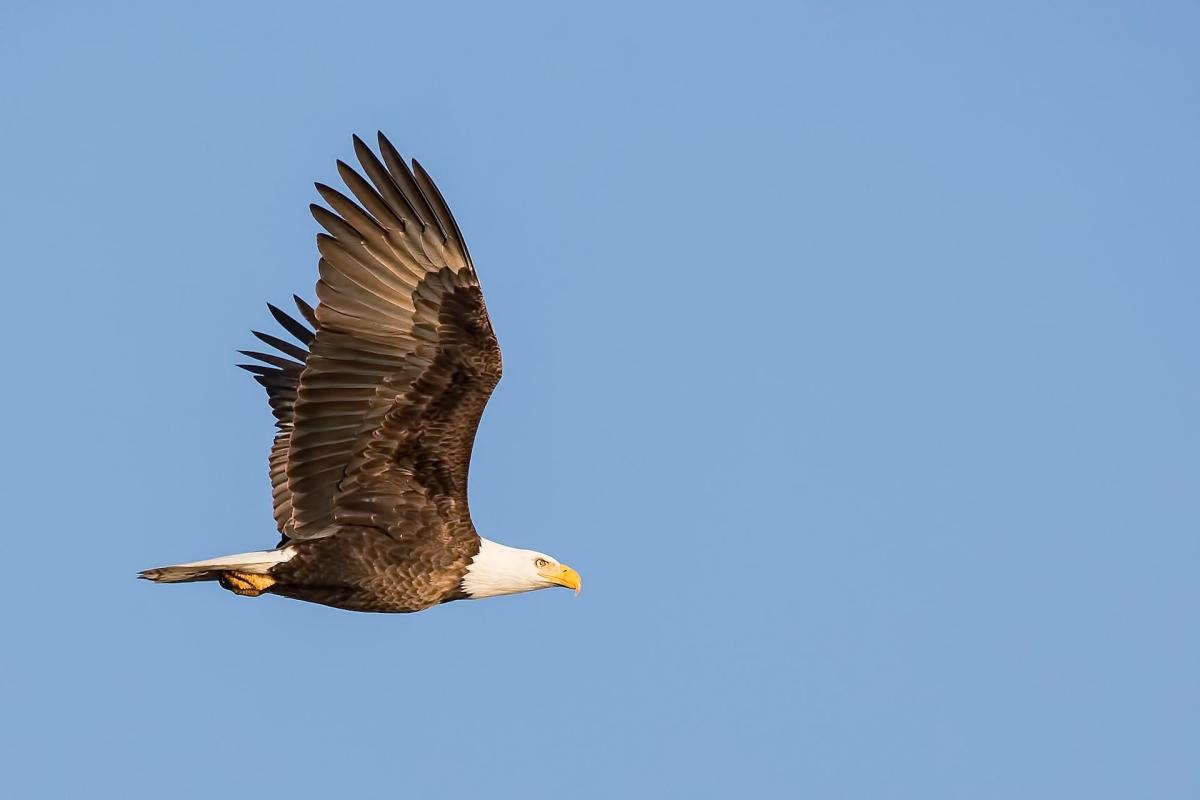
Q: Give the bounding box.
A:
[534,558,549,569]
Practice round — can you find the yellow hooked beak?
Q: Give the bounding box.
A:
[540,563,582,595]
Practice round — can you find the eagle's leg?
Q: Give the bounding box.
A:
[219,571,276,597]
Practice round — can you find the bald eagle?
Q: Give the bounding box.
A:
[139,133,581,612]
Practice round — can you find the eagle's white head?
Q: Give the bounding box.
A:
[461,537,582,600]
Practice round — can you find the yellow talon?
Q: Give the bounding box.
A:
[220,571,276,597]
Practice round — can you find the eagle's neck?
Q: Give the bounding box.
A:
[461,538,542,599]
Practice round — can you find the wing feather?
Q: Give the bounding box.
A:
[237,297,317,534]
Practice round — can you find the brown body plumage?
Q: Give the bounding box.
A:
[139,134,582,613]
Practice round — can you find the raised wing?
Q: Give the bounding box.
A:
[281,133,502,540]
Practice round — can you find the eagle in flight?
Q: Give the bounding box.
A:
[140,133,581,612]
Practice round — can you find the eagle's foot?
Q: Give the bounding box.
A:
[219,571,276,597]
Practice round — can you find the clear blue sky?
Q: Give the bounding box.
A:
[2,2,1197,797]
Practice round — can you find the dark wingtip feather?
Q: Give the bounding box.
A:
[239,350,303,370]
[376,134,445,240]
[293,295,317,327]
[410,158,454,242]
[375,132,406,175]
[252,330,309,361]
[313,182,343,206]
[377,130,397,157]
[267,303,316,345]
[352,133,372,160]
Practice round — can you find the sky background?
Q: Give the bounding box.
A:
[2,1,1198,797]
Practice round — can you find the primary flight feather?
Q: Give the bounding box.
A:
[139,133,581,612]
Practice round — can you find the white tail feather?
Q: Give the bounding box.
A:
[139,548,295,584]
